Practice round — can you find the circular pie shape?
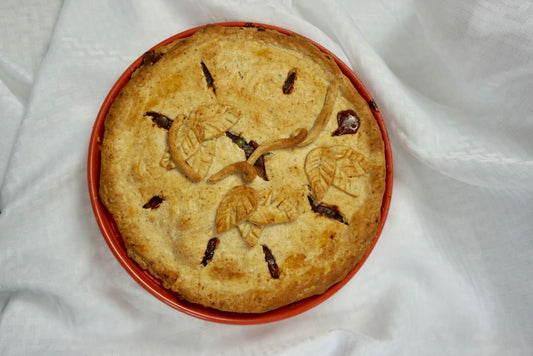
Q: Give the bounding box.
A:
[88,22,393,324]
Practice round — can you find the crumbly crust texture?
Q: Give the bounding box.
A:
[99,24,386,313]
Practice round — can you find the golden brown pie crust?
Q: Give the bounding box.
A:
[99,24,386,313]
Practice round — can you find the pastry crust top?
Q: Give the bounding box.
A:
[99,24,386,313]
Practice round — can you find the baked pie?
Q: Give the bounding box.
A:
[99,24,386,313]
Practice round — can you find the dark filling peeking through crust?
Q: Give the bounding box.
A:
[262,245,280,278]
[307,195,348,225]
[144,111,174,130]
[201,237,219,266]
[225,131,269,180]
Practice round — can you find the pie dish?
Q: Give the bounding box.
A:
[89,22,392,322]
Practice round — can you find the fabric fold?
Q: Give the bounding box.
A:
[0,0,531,354]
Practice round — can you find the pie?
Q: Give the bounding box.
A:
[99,24,386,313]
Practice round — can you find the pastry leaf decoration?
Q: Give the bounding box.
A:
[237,222,264,247]
[330,145,366,177]
[163,105,241,181]
[170,116,205,161]
[186,139,217,180]
[330,145,372,197]
[247,192,300,225]
[304,147,336,201]
[217,187,302,246]
[215,186,259,233]
[305,145,372,200]
[167,115,202,181]
[190,104,241,140]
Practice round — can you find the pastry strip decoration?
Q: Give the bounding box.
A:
[206,161,257,184]
[208,129,307,183]
[225,132,268,180]
[246,128,308,166]
[297,80,339,146]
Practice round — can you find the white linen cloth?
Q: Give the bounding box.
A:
[1,0,532,354]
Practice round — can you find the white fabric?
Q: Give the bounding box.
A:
[1,0,532,354]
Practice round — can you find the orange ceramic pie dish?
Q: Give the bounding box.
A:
[88,22,393,324]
